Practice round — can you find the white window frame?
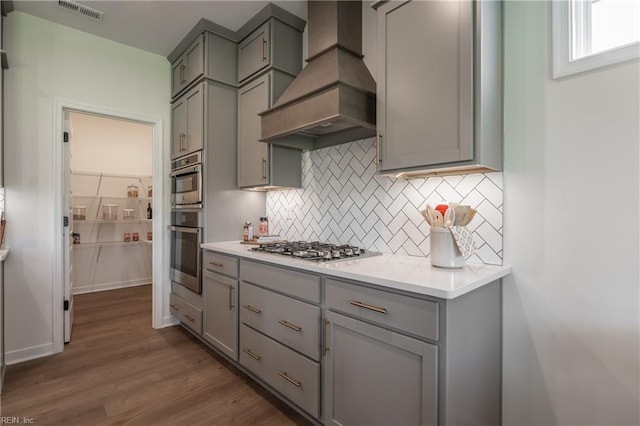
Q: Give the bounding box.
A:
[552,0,640,78]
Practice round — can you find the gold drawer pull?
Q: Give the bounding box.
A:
[278,320,302,332]
[243,348,262,361]
[243,305,262,314]
[349,300,387,314]
[170,304,180,311]
[184,314,195,323]
[278,371,302,388]
[209,261,224,268]
[323,319,330,355]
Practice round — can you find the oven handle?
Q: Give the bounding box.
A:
[170,163,201,177]
[169,226,201,234]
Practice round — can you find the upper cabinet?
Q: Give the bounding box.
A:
[171,35,205,98]
[373,0,503,177]
[236,8,306,190]
[168,19,238,101]
[236,11,305,85]
[171,83,204,159]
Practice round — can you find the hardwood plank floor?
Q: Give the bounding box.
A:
[0,285,311,425]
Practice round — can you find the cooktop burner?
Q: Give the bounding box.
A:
[251,241,381,263]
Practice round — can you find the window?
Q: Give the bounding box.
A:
[553,0,640,78]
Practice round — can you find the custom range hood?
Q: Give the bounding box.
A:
[259,0,376,149]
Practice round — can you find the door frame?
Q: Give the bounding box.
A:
[52,98,166,353]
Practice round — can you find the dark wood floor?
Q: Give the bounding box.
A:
[1,285,310,425]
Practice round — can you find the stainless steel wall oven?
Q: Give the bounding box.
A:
[170,210,202,293]
[171,151,203,209]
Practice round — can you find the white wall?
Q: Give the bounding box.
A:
[4,12,170,363]
[502,2,639,425]
[70,112,153,177]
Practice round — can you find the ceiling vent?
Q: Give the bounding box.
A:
[57,0,104,21]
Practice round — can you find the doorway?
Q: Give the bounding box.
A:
[53,99,166,352]
[64,111,154,342]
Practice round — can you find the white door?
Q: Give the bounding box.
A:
[63,110,74,343]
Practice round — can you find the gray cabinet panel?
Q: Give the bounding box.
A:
[240,281,320,361]
[240,324,320,417]
[203,270,238,360]
[238,22,271,83]
[238,71,302,189]
[171,34,205,98]
[238,74,269,188]
[202,250,239,278]
[377,0,473,172]
[240,259,321,303]
[325,278,439,341]
[323,311,438,426]
[171,83,204,160]
[170,293,203,335]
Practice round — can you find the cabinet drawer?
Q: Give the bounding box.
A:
[325,279,439,341]
[240,324,319,417]
[203,251,238,278]
[240,260,320,303]
[240,282,320,361]
[170,293,203,335]
[238,22,271,83]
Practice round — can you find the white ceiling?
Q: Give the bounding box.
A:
[13,1,307,57]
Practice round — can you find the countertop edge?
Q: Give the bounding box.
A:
[202,242,511,299]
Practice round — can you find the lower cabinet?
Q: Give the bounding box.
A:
[240,324,320,417]
[323,311,438,426]
[170,293,203,335]
[203,269,238,360]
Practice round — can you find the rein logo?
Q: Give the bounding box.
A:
[0,418,35,424]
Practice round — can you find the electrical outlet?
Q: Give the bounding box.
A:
[286,209,294,221]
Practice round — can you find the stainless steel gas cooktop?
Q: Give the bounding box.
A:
[251,241,381,264]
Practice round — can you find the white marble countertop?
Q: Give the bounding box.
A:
[201,241,511,299]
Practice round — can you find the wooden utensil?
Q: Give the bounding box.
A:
[463,208,477,226]
[444,207,455,227]
[420,208,432,226]
[454,205,468,226]
[431,210,444,227]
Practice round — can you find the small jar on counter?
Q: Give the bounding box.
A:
[147,186,153,198]
[147,231,153,241]
[259,217,269,236]
[124,232,131,242]
[243,221,254,242]
[132,232,139,242]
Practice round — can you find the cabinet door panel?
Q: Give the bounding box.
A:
[186,86,204,154]
[203,271,238,360]
[238,75,269,188]
[171,98,187,160]
[323,311,438,426]
[238,22,271,83]
[378,0,473,171]
[171,58,186,99]
[185,35,205,84]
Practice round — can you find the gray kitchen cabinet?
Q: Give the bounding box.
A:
[236,10,305,85]
[171,83,204,160]
[203,269,238,360]
[168,20,238,100]
[171,34,204,99]
[238,259,321,417]
[238,71,302,189]
[374,0,503,176]
[169,293,203,335]
[323,310,438,426]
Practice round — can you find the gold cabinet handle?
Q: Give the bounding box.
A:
[278,320,302,332]
[209,261,224,268]
[262,158,267,180]
[323,319,330,355]
[178,132,185,152]
[376,131,383,164]
[278,371,301,388]
[262,38,267,61]
[170,304,180,311]
[228,286,234,311]
[243,348,262,361]
[184,314,195,323]
[350,300,387,314]
[243,304,262,314]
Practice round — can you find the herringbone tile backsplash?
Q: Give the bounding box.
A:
[266,138,503,265]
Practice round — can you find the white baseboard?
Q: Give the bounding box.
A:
[73,279,151,295]
[6,343,55,365]
[161,315,180,328]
